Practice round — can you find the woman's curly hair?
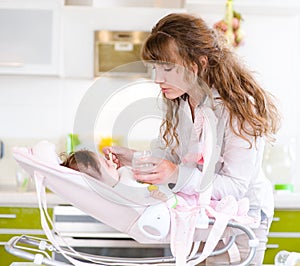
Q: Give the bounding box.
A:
[141,13,281,149]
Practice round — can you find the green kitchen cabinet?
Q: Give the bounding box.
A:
[0,206,53,265]
[263,209,300,264]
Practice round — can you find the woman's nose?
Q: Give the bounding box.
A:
[154,69,165,84]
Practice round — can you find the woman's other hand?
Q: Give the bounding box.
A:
[102,146,135,168]
[133,157,178,185]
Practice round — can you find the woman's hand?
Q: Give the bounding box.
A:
[133,157,178,185]
[102,146,135,168]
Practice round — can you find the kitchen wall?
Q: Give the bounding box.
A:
[61,6,185,78]
[0,76,91,185]
[0,4,179,185]
[1,0,300,189]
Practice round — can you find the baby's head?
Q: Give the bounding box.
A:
[60,150,101,179]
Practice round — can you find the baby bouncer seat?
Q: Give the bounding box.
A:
[7,106,259,266]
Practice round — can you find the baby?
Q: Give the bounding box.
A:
[60,149,120,187]
[60,149,168,201]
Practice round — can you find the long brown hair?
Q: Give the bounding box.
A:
[142,13,280,148]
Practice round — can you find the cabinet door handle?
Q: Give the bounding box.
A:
[0,62,24,67]
[272,216,280,222]
[266,244,279,249]
[0,214,17,219]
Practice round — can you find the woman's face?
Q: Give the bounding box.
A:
[152,60,197,100]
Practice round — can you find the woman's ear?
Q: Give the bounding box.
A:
[191,62,198,74]
[199,55,208,70]
[199,55,208,76]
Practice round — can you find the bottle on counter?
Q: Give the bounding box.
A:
[98,136,122,154]
[66,133,81,154]
[262,138,296,193]
[16,165,35,192]
[275,250,300,266]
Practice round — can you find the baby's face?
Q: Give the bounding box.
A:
[93,152,106,166]
[92,153,119,181]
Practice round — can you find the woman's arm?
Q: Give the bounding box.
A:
[211,129,264,200]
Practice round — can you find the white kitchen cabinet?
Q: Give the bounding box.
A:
[0,0,63,75]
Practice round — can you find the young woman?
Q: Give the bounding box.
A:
[104,13,281,264]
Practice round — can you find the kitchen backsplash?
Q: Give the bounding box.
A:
[0,138,64,187]
[0,75,89,186]
[0,75,161,186]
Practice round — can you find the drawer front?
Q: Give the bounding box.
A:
[0,207,52,229]
[270,210,300,232]
[264,237,300,264]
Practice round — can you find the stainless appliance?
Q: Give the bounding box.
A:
[53,206,171,263]
[94,30,151,77]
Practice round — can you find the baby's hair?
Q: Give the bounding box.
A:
[60,150,101,175]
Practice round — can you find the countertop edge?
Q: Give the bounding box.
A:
[1,191,300,208]
[273,192,300,209]
[0,191,67,207]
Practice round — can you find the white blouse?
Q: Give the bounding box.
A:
[151,91,274,221]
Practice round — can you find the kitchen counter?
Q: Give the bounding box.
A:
[1,186,300,208]
[274,192,300,209]
[0,186,66,206]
